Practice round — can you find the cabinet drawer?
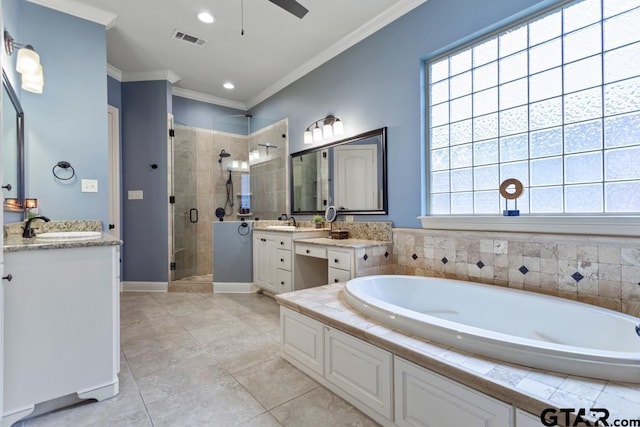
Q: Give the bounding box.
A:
[276,269,292,293]
[275,235,292,250]
[328,250,351,271]
[328,267,352,284]
[276,249,292,270]
[325,327,393,420]
[395,356,513,427]
[295,244,327,259]
[281,307,324,377]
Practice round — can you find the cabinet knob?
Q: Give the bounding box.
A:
[261,238,266,242]
[280,241,284,245]
[280,258,284,262]
[334,259,339,263]
[306,249,310,254]
[2,274,12,282]
[334,278,339,283]
[280,281,285,285]
[1,184,12,191]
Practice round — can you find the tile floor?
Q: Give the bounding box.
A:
[17,292,378,426]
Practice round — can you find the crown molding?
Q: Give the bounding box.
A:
[246,0,430,108]
[106,63,122,81]
[121,70,182,84]
[172,87,247,111]
[27,0,118,29]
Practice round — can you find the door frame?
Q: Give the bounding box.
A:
[107,105,120,239]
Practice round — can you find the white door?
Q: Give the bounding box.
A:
[333,145,377,211]
[107,105,120,239]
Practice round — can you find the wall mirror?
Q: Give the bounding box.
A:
[2,69,25,217]
[291,127,387,215]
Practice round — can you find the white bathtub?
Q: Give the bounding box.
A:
[343,275,640,382]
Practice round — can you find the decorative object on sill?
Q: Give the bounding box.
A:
[304,115,344,145]
[313,215,324,229]
[330,230,349,240]
[52,161,76,181]
[500,178,523,216]
[25,198,38,219]
[4,30,44,94]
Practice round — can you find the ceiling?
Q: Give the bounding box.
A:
[29,0,427,109]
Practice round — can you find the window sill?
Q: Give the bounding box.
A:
[417,215,640,237]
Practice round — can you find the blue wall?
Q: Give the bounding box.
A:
[107,76,121,109]
[19,2,109,226]
[172,95,248,134]
[249,0,560,228]
[121,80,171,282]
[2,0,20,91]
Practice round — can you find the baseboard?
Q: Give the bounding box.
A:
[121,281,168,292]
[213,282,258,293]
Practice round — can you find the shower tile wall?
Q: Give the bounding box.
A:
[392,228,640,317]
[174,125,248,278]
[249,119,288,220]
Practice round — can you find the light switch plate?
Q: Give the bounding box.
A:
[128,190,143,200]
[81,179,98,193]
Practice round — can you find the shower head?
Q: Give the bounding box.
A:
[218,149,231,163]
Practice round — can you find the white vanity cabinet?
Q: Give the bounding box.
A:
[327,248,354,283]
[2,245,120,426]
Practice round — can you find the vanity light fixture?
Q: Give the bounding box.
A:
[4,31,44,94]
[303,115,343,145]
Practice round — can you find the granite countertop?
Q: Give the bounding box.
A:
[253,226,329,233]
[295,237,391,249]
[276,284,640,424]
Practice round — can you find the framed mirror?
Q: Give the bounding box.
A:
[291,127,387,215]
[2,69,25,216]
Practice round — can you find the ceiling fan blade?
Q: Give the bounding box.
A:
[268,0,309,19]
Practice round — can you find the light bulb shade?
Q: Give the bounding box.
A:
[333,119,344,136]
[313,126,323,142]
[304,130,313,145]
[25,198,38,209]
[16,46,40,74]
[323,123,333,139]
[21,64,44,93]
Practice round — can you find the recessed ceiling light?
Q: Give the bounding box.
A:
[197,11,215,24]
[223,82,235,90]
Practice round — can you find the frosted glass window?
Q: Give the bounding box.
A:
[564,55,602,93]
[474,139,499,165]
[604,112,640,148]
[530,68,562,102]
[500,51,528,83]
[473,113,499,141]
[604,43,640,84]
[474,165,499,190]
[531,157,563,186]
[431,171,450,193]
[500,134,528,162]
[428,0,640,215]
[530,39,562,74]
[565,152,603,183]
[474,62,498,91]
[604,7,640,51]
[565,184,603,212]
[605,146,640,180]
[529,11,561,46]
[499,78,528,109]
[530,127,563,158]
[565,119,602,153]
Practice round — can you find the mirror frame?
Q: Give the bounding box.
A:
[2,69,25,216]
[290,127,388,215]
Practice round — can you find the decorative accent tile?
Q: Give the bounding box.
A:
[441,257,449,264]
[571,272,584,282]
[519,266,529,275]
[412,253,418,261]
[476,261,485,269]
[363,254,368,261]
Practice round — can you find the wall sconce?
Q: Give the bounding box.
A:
[304,115,344,145]
[4,30,44,94]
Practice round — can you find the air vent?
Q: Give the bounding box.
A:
[172,30,206,47]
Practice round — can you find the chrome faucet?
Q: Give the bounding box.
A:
[22,215,50,238]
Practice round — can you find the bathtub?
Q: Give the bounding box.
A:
[343,275,640,382]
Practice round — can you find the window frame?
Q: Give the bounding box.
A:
[420,0,640,237]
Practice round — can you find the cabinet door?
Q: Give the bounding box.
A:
[280,307,324,378]
[325,327,393,420]
[253,234,267,288]
[264,238,277,292]
[395,357,513,427]
[516,409,543,427]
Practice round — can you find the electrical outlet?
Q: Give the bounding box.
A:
[128,190,143,200]
[81,179,98,193]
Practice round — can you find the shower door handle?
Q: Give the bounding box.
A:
[189,208,198,223]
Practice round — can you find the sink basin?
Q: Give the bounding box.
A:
[35,231,102,240]
[265,225,297,231]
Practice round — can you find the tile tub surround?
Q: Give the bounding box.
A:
[276,284,640,424]
[393,227,640,317]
